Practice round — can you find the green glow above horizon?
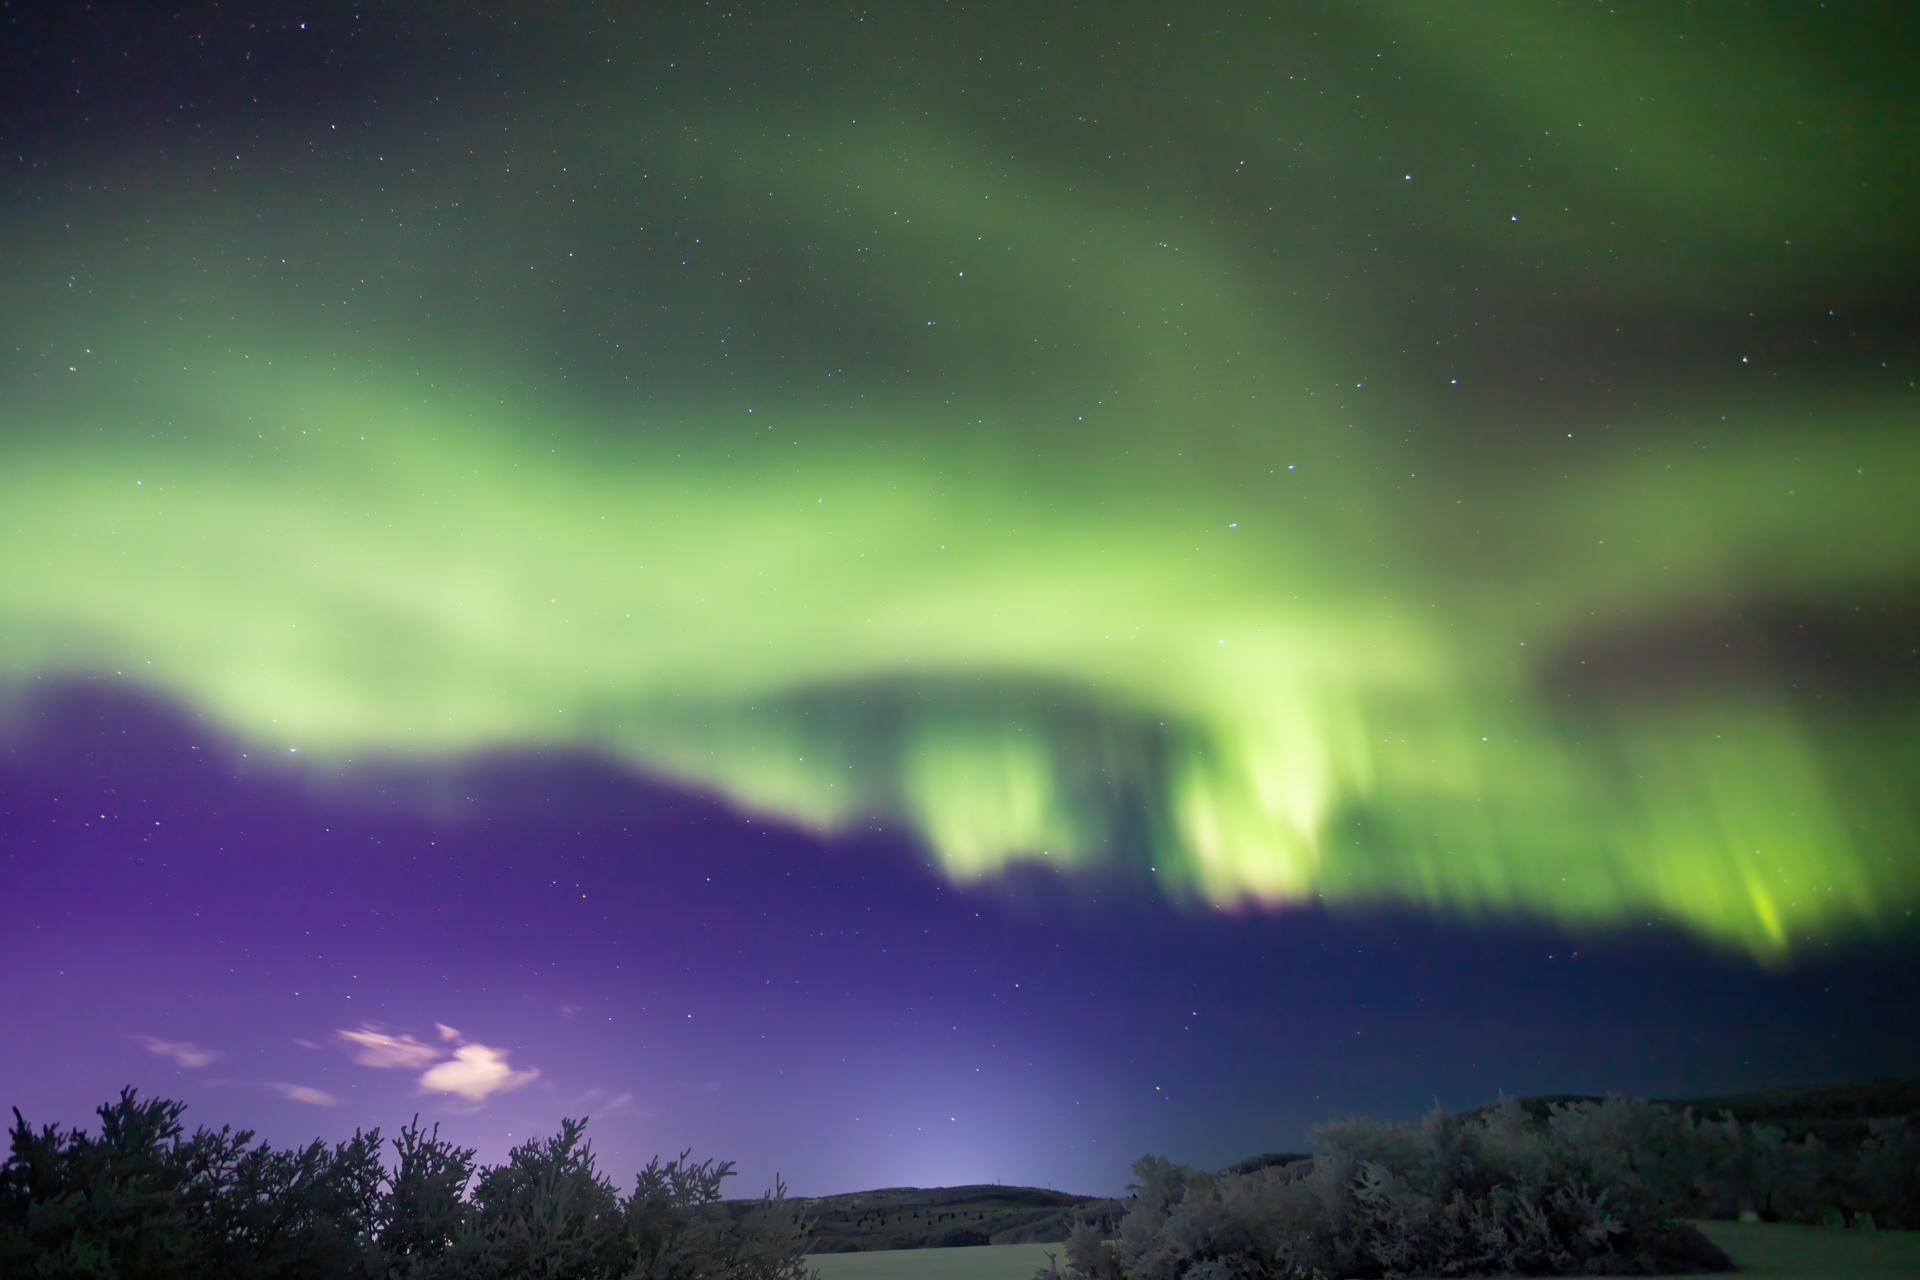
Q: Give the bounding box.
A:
[4,8,1918,959]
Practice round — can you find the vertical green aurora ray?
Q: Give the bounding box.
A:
[3,9,1917,958]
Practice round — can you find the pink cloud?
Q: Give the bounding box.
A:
[336,1026,442,1069]
[417,1043,540,1102]
[136,1035,218,1068]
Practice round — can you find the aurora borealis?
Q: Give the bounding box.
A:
[4,1,1918,1196]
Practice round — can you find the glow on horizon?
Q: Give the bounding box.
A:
[4,115,1917,960]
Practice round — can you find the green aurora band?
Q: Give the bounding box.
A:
[3,7,1917,958]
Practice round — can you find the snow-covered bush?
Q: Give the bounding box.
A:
[1037,1099,1739,1280]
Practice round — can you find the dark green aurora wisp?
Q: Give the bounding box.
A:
[3,5,1916,956]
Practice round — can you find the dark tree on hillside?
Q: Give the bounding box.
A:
[1,1088,383,1279]
[2,1090,815,1279]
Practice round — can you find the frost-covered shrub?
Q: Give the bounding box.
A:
[1042,1151,1356,1280]
[1040,1090,1920,1280]
[1538,1097,1896,1228]
[1321,1100,1732,1277]
[1852,1117,1920,1229]
[1037,1099,1736,1280]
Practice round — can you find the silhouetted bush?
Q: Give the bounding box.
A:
[1,1089,814,1279]
[0,1088,384,1279]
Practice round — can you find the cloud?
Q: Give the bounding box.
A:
[336,1027,442,1069]
[417,1043,540,1102]
[566,1088,637,1116]
[265,1082,337,1106]
[334,1023,541,1106]
[136,1035,218,1068]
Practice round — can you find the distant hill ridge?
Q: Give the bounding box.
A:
[1507,1078,1920,1146]
[755,1182,1116,1253]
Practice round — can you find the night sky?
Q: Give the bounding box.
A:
[3,2,1918,1198]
